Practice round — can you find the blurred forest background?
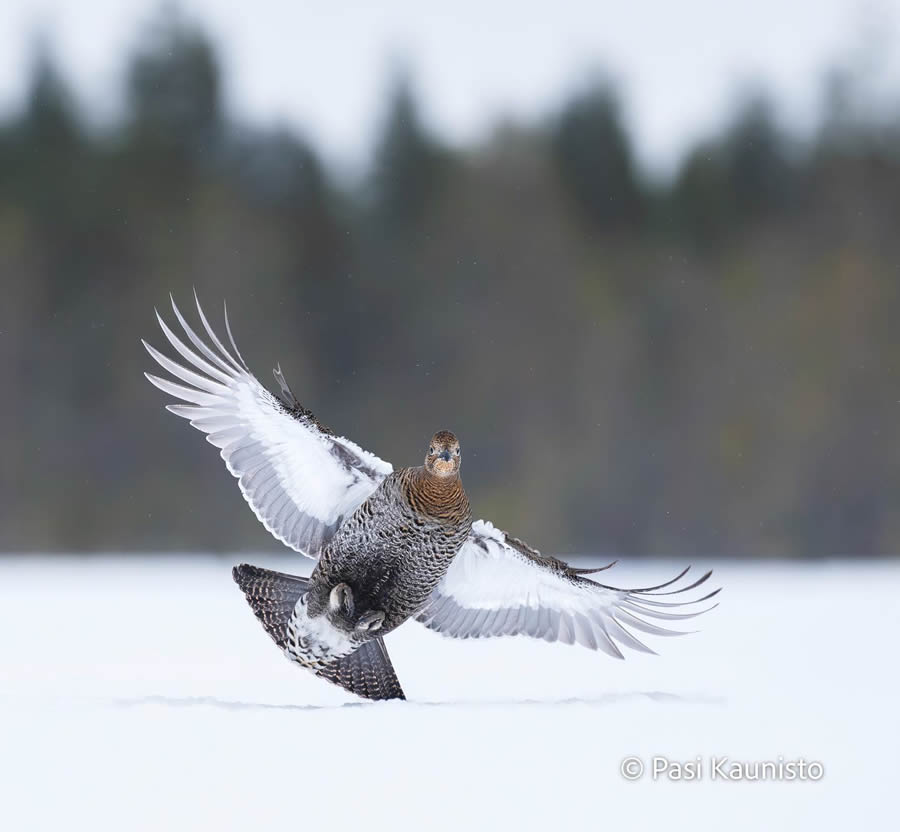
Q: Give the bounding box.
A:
[2,9,900,557]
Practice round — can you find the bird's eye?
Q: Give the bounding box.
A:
[429,446,435,455]
[454,448,460,455]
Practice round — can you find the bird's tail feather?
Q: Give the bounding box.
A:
[232,563,405,702]
[317,638,406,701]
[232,563,309,648]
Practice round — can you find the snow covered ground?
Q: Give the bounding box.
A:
[0,555,895,830]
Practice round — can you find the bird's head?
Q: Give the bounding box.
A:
[424,430,461,478]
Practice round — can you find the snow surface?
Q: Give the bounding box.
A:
[0,555,895,831]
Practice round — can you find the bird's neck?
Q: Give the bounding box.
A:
[407,468,468,522]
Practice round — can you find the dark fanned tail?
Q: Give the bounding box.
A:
[317,638,406,701]
[232,563,406,702]
[232,563,309,648]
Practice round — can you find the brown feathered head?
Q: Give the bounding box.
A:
[424,430,461,477]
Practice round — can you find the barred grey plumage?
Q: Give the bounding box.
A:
[145,295,721,702]
[232,564,404,700]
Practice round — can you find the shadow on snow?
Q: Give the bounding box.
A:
[112,691,725,711]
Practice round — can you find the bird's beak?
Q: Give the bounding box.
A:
[439,450,452,462]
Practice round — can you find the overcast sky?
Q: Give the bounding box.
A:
[1,1,898,177]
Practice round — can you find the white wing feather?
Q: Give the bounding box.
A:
[143,294,392,558]
[417,520,720,658]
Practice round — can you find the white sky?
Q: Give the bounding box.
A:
[0,1,898,177]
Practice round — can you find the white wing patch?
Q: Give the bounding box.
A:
[144,293,392,558]
[417,520,720,659]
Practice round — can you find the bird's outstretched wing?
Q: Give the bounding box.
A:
[143,294,392,558]
[416,520,720,658]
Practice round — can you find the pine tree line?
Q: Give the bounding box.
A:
[2,11,900,556]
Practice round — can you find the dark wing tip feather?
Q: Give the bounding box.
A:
[590,565,719,600]
[639,569,714,596]
[568,559,618,575]
[628,586,723,608]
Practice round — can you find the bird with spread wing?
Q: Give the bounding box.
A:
[144,295,720,701]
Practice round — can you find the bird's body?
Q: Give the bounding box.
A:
[145,295,721,702]
[283,460,472,673]
[309,464,472,634]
